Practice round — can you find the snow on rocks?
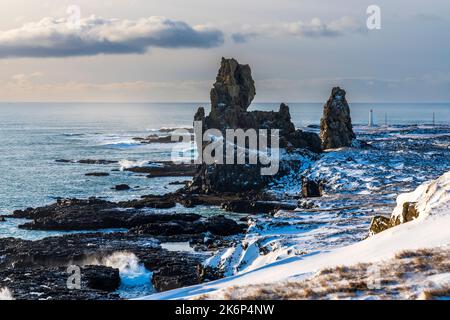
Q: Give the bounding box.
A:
[370,170,450,235]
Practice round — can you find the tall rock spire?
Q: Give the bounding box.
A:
[320,87,355,149]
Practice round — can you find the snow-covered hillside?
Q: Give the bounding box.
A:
[141,170,450,300]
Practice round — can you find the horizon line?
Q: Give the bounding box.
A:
[0,101,449,105]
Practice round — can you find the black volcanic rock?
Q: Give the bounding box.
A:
[78,159,118,165]
[301,178,322,198]
[204,215,247,236]
[82,265,121,292]
[125,162,197,178]
[85,172,110,177]
[130,215,246,237]
[115,184,131,191]
[0,232,211,295]
[320,87,355,149]
[12,198,189,230]
[0,266,121,300]
[188,58,322,194]
[221,200,297,214]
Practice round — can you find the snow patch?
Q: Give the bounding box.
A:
[0,287,14,300]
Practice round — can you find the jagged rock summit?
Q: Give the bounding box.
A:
[197,57,321,151]
[320,87,355,150]
[211,57,255,112]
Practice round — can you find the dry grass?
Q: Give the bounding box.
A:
[196,246,449,300]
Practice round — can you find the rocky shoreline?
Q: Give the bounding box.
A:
[3,58,443,300]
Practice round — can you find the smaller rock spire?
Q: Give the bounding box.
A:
[320,87,355,149]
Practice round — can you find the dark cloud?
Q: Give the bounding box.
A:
[0,16,224,58]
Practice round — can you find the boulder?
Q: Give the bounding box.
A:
[82,265,121,292]
[301,178,322,198]
[320,87,355,149]
[369,202,420,236]
[114,184,131,191]
[368,216,392,236]
[188,58,322,194]
[204,215,247,236]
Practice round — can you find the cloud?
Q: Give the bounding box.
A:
[232,17,365,43]
[0,16,224,58]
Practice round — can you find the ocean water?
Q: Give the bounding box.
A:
[0,102,449,217]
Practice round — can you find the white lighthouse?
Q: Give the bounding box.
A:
[368,109,375,127]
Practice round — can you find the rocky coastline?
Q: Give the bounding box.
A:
[3,57,443,300]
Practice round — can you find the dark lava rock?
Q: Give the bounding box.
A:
[120,195,176,209]
[125,162,196,178]
[83,265,121,292]
[130,215,245,237]
[204,215,247,236]
[130,220,205,236]
[221,200,296,214]
[115,184,131,191]
[0,266,121,300]
[133,134,193,144]
[160,127,194,133]
[55,159,73,163]
[320,87,356,149]
[151,258,202,292]
[56,159,118,165]
[188,58,322,194]
[78,159,118,165]
[11,198,190,231]
[168,180,191,186]
[85,172,110,177]
[0,232,208,294]
[301,178,322,198]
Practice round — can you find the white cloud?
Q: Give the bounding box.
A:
[0,15,224,58]
[232,16,365,43]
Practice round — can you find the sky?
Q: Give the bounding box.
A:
[0,0,449,102]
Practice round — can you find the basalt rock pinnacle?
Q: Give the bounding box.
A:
[320,87,355,149]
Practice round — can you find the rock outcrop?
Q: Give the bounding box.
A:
[189,57,321,194]
[320,87,355,149]
[369,170,450,236]
[210,57,256,117]
[0,266,121,300]
[301,178,322,198]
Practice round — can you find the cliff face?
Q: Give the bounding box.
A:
[320,87,355,150]
[188,58,322,194]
